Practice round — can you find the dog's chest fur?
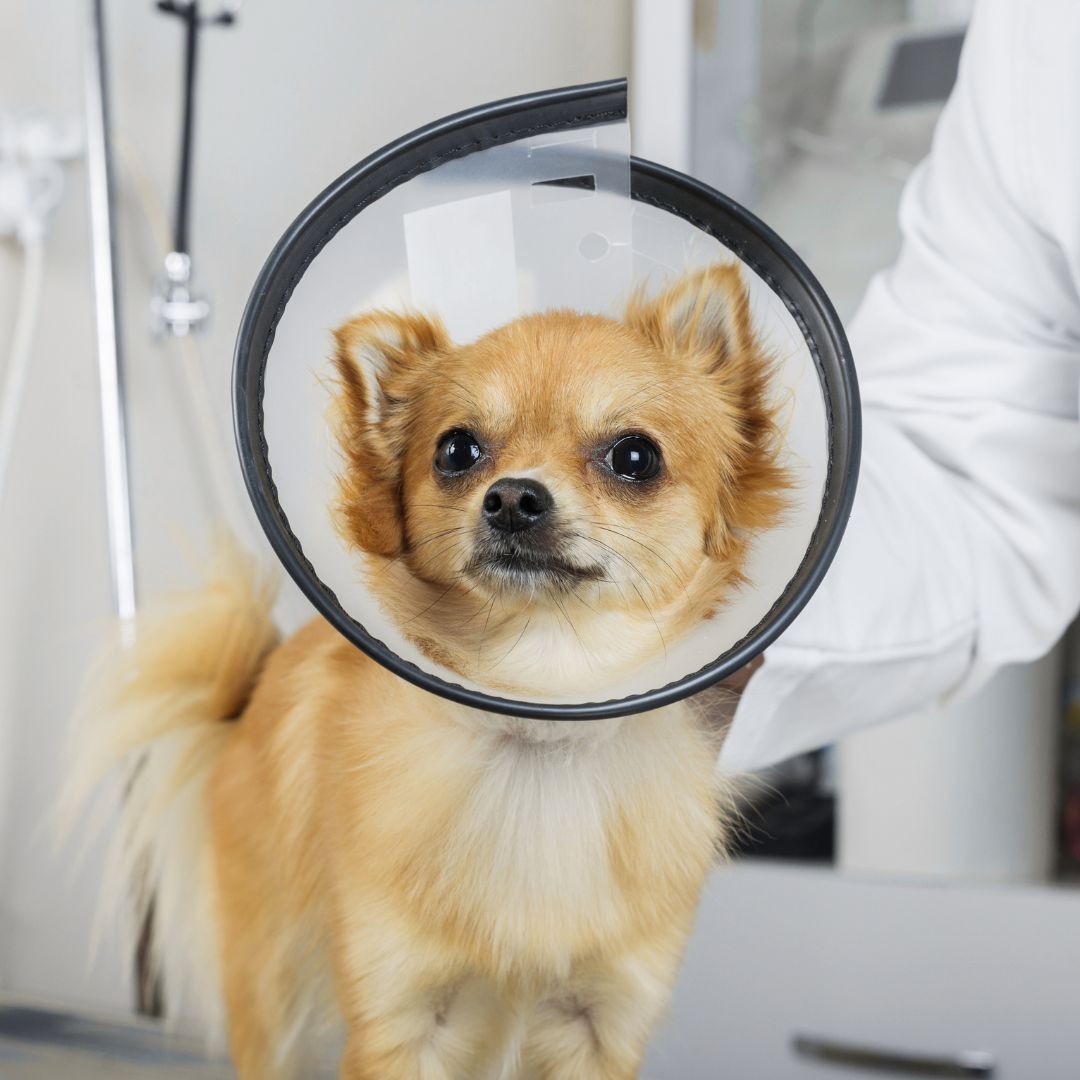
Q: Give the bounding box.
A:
[328,694,722,983]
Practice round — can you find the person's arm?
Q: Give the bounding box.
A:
[723,0,1080,771]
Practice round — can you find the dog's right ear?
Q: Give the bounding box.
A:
[330,310,450,558]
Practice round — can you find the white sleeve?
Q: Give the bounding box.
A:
[723,0,1080,771]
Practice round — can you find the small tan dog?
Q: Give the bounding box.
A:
[67,264,787,1078]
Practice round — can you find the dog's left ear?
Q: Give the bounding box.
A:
[330,310,450,558]
[625,263,755,373]
[628,264,788,563]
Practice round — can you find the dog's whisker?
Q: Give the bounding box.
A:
[408,525,472,550]
[628,579,668,662]
[487,616,532,671]
[595,523,682,578]
[387,526,490,584]
[439,373,483,409]
[402,581,458,627]
[378,525,471,574]
[407,534,477,574]
[571,532,649,587]
[473,594,499,662]
[586,519,684,564]
[584,522,692,602]
[552,594,593,670]
[571,588,599,614]
[585,518,680,556]
[617,377,685,413]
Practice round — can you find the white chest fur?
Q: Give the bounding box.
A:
[420,706,718,980]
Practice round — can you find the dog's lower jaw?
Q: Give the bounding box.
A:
[450,601,685,701]
[358,573,657,700]
[365,550,736,701]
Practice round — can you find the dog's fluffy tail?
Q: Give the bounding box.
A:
[60,537,279,1036]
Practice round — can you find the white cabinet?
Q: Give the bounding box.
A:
[839,655,1063,884]
[644,862,1080,1079]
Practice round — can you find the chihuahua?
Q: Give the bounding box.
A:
[66,263,788,1078]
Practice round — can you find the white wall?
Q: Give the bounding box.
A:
[0,0,630,1014]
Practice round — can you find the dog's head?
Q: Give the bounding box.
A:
[329,264,788,694]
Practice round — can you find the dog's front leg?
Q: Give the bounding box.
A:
[338,979,518,1080]
[334,915,515,1080]
[519,933,688,1080]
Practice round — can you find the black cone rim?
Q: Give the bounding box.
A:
[233,78,860,720]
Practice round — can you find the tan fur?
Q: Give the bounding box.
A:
[70,264,789,1078]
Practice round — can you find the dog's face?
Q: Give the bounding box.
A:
[330,265,787,692]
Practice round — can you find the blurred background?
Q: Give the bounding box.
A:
[2,0,1078,1077]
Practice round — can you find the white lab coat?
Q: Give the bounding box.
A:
[723,0,1080,771]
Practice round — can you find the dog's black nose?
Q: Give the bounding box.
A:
[482,477,553,533]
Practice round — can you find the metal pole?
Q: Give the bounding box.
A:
[85,0,160,1020]
[83,0,137,631]
[174,0,198,256]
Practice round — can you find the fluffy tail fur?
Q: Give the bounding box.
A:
[60,538,278,1035]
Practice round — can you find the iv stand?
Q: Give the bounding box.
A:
[153,0,236,337]
[84,0,136,632]
[85,0,161,1021]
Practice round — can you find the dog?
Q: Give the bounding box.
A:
[65,263,788,1078]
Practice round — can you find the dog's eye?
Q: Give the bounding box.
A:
[435,430,483,474]
[606,435,662,481]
